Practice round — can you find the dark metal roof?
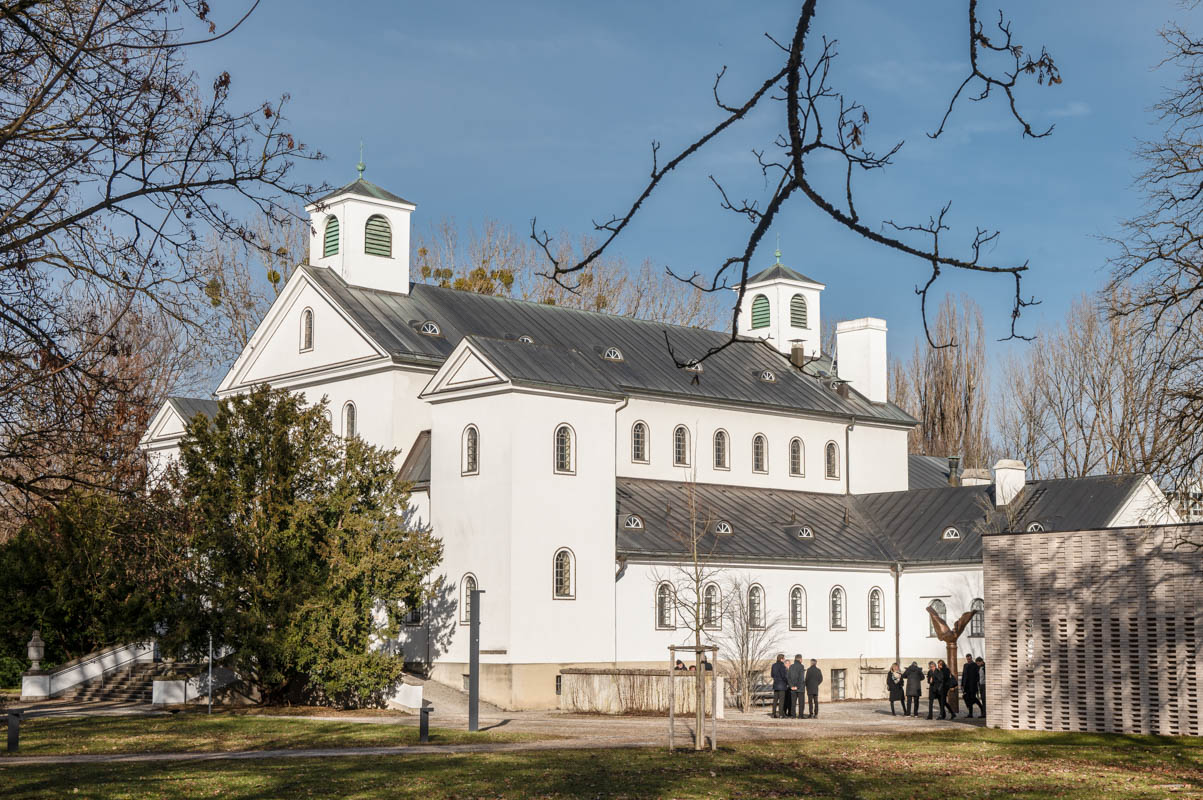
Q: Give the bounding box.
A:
[616,478,892,565]
[168,397,219,421]
[747,262,822,286]
[398,430,431,489]
[314,178,415,206]
[616,473,1147,566]
[464,336,623,397]
[307,267,915,425]
[908,455,958,490]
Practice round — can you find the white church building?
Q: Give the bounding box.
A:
[142,172,1177,710]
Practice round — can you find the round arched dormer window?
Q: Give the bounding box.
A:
[623,514,644,530]
[519,335,535,344]
[942,526,962,541]
[797,525,814,539]
[715,520,733,535]
[1026,521,1045,533]
[419,321,441,336]
[759,369,777,383]
[684,362,703,373]
[602,346,624,362]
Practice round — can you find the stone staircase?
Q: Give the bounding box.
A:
[54,662,180,703]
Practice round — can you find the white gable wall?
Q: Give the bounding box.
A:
[1108,476,1181,526]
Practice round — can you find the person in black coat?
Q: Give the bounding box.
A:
[975,656,986,714]
[938,659,957,719]
[804,659,823,718]
[961,654,982,718]
[925,660,942,719]
[886,663,904,716]
[902,661,924,716]
[787,654,806,719]
[770,653,789,718]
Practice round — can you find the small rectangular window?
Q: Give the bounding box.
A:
[555,675,562,696]
[831,668,846,700]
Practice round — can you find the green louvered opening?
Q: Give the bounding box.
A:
[790,293,808,328]
[365,214,392,257]
[323,216,340,257]
[751,294,770,329]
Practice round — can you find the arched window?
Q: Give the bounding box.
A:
[342,402,357,439]
[623,514,644,529]
[750,294,770,329]
[830,586,846,630]
[869,587,884,630]
[713,430,729,470]
[748,584,765,629]
[364,214,392,257]
[929,598,947,637]
[790,293,808,328]
[656,582,674,629]
[602,346,624,362]
[460,574,478,624]
[789,438,804,477]
[462,425,479,475]
[323,216,340,257]
[970,598,985,638]
[703,583,720,629]
[554,424,575,474]
[825,441,839,479]
[789,586,807,630]
[673,425,690,467]
[631,421,648,463]
[300,308,314,351]
[553,549,574,599]
[752,434,768,473]
[715,520,733,535]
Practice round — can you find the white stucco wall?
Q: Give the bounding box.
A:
[1108,476,1181,526]
[737,279,824,358]
[897,565,986,663]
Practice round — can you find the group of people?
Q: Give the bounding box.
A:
[769,654,824,719]
[886,654,986,719]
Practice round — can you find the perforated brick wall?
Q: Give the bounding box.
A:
[984,525,1202,735]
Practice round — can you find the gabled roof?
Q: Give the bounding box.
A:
[305,267,915,425]
[466,336,624,397]
[616,472,1149,566]
[167,396,219,421]
[314,178,415,207]
[747,262,823,286]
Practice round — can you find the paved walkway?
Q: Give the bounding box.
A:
[0,699,985,767]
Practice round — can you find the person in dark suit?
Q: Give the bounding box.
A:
[770,654,789,718]
[787,654,806,719]
[902,661,924,716]
[886,663,904,716]
[925,660,942,719]
[961,654,982,718]
[804,659,823,718]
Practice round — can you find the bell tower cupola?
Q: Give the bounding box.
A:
[304,155,416,294]
[736,244,825,358]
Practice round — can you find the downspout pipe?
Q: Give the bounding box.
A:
[893,562,902,667]
[844,416,856,495]
[613,395,630,666]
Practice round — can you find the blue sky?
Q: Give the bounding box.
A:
[192,1,1193,361]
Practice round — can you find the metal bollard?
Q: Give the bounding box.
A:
[419,705,434,743]
[7,710,22,753]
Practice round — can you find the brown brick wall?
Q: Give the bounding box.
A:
[983,525,1203,735]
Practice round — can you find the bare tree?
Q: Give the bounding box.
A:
[1109,10,1203,485]
[651,470,727,748]
[889,294,992,467]
[995,291,1179,480]
[0,1,318,503]
[414,219,724,329]
[531,2,1060,368]
[712,574,783,713]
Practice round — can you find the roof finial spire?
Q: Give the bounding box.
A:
[356,140,365,180]
[774,232,782,263]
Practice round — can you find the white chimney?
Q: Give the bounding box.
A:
[960,468,991,487]
[993,459,1026,506]
[835,318,888,403]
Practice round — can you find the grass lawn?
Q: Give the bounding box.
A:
[0,712,536,756]
[1,728,1200,799]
